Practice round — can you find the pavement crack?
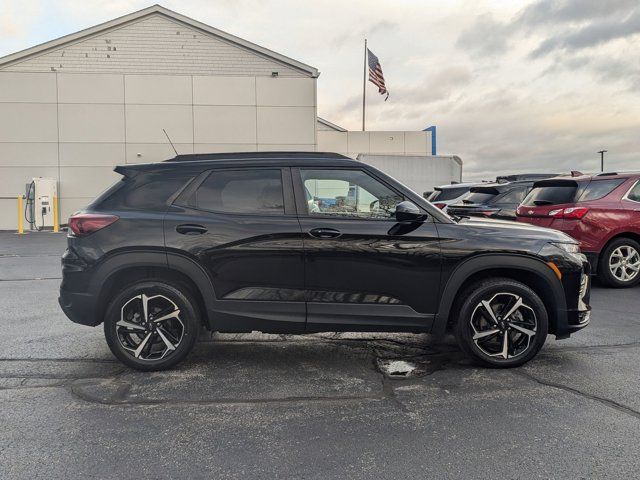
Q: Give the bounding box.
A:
[516,370,640,420]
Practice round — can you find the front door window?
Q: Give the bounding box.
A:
[300,169,403,219]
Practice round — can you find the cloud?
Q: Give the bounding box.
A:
[456,0,640,59]
[455,14,512,56]
[517,0,637,27]
[329,20,397,50]
[530,8,640,57]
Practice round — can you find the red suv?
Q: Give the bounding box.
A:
[516,172,640,288]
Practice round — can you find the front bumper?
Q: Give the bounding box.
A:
[556,259,591,339]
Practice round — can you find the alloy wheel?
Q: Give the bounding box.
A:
[470,292,537,360]
[116,293,184,361]
[608,245,640,283]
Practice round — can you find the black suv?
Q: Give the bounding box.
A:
[448,181,539,220]
[59,153,591,371]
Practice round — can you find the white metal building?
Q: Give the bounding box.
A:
[0,4,449,230]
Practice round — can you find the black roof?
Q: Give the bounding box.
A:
[117,151,361,175]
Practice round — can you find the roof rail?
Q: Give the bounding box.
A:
[163,151,351,162]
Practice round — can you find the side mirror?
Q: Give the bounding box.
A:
[395,201,423,222]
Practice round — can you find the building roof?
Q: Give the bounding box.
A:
[317,117,347,132]
[0,4,319,77]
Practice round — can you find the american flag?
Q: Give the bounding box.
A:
[367,48,389,100]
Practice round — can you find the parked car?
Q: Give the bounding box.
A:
[516,171,640,288]
[427,182,478,209]
[496,173,559,183]
[447,180,536,220]
[59,152,590,371]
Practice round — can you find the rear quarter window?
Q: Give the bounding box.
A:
[97,174,194,211]
[577,179,625,202]
[627,181,640,202]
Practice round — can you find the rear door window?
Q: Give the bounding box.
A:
[577,179,625,202]
[194,169,285,215]
[522,185,577,207]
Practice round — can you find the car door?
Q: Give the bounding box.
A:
[164,167,306,333]
[292,167,441,332]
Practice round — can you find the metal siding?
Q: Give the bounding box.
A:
[2,15,305,77]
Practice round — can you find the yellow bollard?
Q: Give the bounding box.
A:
[17,195,24,234]
[53,196,59,233]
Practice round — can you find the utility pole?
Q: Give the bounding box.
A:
[597,150,607,172]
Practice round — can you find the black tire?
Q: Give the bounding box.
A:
[454,278,548,368]
[598,237,640,288]
[103,280,200,371]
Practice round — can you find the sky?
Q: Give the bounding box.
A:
[1,0,639,181]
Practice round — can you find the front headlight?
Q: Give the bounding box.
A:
[550,242,580,254]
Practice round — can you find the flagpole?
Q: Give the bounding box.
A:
[362,38,367,131]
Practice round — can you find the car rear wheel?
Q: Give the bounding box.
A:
[454,278,548,368]
[599,238,640,288]
[103,280,199,371]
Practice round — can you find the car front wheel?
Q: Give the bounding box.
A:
[455,278,548,368]
[103,280,200,371]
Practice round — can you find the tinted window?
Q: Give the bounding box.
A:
[495,187,527,204]
[522,185,577,207]
[431,186,470,202]
[578,179,625,202]
[626,181,640,202]
[462,192,497,204]
[97,174,193,211]
[195,169,284,214]
[301,169,403,219]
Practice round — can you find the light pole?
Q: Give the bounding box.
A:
[597,150,607,172]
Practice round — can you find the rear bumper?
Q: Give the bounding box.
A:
[58,287,101,327]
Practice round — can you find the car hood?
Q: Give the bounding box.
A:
[455,216,576,243]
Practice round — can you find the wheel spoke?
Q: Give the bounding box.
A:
[473,328,500,340]
[116,319,145,331]
[499,331,509,359]
[153,309,181,324]
[156,327,177,351]
[502,296,523,321]
[480,300,499,325]
[140,294,150,322]
[509,323,536,337]
[133,332,153,358]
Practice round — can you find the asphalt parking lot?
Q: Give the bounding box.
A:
[1,231,639,479]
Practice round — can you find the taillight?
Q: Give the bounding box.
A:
[547,207,589,219]
[68,214,119,236]
[433,202,446,209]
[563,207,589,219]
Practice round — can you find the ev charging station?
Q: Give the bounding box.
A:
[25,177,58,231]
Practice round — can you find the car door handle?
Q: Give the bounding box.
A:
[309,227,342,239]
[176,224,208,235]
